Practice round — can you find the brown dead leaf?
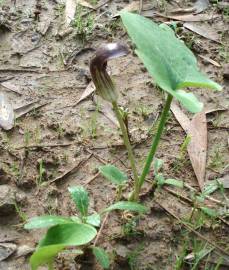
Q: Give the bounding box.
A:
[184,22,221,43]
[188,112,207,191]
[76,81,95,104]
[65,0,77,26]
[171,102,207,190]
[154,12,219,22]
[205,108,227,114]
[171,102,190,133]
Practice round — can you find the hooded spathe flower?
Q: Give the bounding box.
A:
[90,43,129,103]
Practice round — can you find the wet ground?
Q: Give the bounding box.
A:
[0,0,228,269]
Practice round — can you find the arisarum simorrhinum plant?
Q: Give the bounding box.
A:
[90,12,222,201]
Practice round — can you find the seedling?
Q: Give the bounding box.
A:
[153,158,184,189]
[90,12,221,201]
[197,179,228,205]
[196,180,221,202]
[25,186,148,269]
[99,164,128,201]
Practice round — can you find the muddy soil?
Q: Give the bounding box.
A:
[0,0,228,269]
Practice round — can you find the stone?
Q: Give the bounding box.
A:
[0,243,17,261]
[0,185,16,215]
[15,245,34,258]
[0,184,27,216]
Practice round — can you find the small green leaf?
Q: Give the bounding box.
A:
[86,213,101,227]
[102,201,148,214]
[30,245,65,270]
[202,181,219,196]
[121,12,222,113]
[39,223,97,247]
[92,247,110,269]
[155,173,165,186]
[99,165,128,185]
[164,178,184,188]
[200,207,218,218]
[68,186,89,217]
[153,158,164,175]
[24,216,73,230]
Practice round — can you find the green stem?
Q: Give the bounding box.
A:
[112,101,139,187]
[131,94,173,201]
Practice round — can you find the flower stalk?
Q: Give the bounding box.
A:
[112,101,139,187]
[90,43,139,188]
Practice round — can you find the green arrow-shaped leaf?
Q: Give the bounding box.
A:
[121,12,222,113]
